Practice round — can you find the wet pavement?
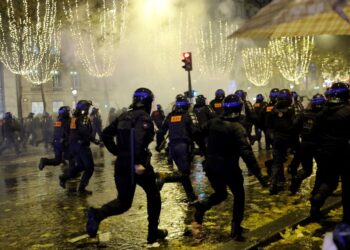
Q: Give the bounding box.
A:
[0,144,341,249]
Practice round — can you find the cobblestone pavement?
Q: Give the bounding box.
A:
[0,144,337,249]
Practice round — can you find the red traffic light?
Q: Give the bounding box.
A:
[182,52,192,71]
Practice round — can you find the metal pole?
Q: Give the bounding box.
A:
[188,71,192,102]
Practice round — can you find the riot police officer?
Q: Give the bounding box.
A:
[36,112,53,150]
[310,83,350,224]
[38,106,71,170]
[235,90,256,144]
[151,104,165,130]
[252,94,268,149]
[291,91,304,115]
[209,89,225,116]
[290,94,326,194]
[193,94,267,240]
[59,100,96,195]
[156,94,200,203]
[193,95,215,127]
[86,88,167,244]
[0,112,21,155]
[267,89,301,195]
[22,112,35,149]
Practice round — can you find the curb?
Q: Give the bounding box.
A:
[220,195,342,250]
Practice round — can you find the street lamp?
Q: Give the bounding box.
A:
[71,89,78,105]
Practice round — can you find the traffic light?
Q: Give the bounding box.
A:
[182,52,192,71]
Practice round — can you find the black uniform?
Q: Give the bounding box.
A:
[156,108,200,202]
[60,115,95,192]
[194,114,266,238]
[253,100,268,148]
[267,100,301,194]
[151,108,165,130]
[39,117,71,169]
[311,103,350,223]
[209,99,224,116]
[193,104,215,126]
[90,110,103,141]
[92,108,163,240]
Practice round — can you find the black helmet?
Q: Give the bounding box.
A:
[277,89,292,105]
[132,88,154,113]
[195,95,206,106]
[256,94,264,102]
[90,107,99,115]
[235,90,246,101]
[223,94,243,115]
[28,112,34,118]
[58,106,71,119]
[75,100,92,116]
[215,89,225,101]
[4,112,12,120]
[328,82,349,104]
[269,88,279,103]
[156,104,162,110]
[311,94,326,111]
[175,94,190,110]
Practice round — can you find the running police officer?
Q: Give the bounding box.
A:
[194,94,267,240]
[156,94,200,203]
[252,94,268,149]
[193,95,215,127]
[86,88,168,244]
[290,94,326,194]
[151,104,165,130]
[310,83,350,224]
[59,100,97,195]
[209,89,225,116]
[38,106,71,170]
[0,112,20,155]
[267,89,301,195]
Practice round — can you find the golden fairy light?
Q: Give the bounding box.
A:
[242,47,273,87]
[0,0,57,75]
[24,29,61,85]
[195,20,237,77]
[63,0,128,78]
[320,53,350,82]
[269,36,314,85]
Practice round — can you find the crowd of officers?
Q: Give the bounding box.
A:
[1,82,349,246]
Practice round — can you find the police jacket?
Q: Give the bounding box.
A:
[314,103,350,153]
[209,99,224,116]
[201,115,261,176]
[193,104,215,126]
[102,108,155,166]
[69,115,93,146]
[254,101,268,128]
[259,101,275,131]
[53,118,70,145]
[299,109,319,143]
[156,108,199,146]
[151,109,165,129]
[267,100,300,140]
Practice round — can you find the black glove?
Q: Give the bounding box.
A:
[155,145,161,153]
[257,174,269,188]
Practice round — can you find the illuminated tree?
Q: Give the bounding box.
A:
[242,47,273,87]
[63,0,128,78]
[269,36,314,85]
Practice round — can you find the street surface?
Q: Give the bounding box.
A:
[0,144,341,249]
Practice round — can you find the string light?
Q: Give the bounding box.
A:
[0,0,57,75]
[242,47,273,87]
[63,0,128,78]
[24,28,61,85]
[269,36,314,85]
[196,21,237,78]
[320,53,350,82]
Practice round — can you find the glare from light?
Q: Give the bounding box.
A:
[144,0,171,18]
[72,89,78,95]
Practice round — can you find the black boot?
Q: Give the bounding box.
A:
[59,175,66,189]
[147,229,168,244]
[290,176,302,195]
[38,158,46,171]
[86,207,101,238]
[230,222,247,241]
[194,202,208,224]
[78,186,93,195]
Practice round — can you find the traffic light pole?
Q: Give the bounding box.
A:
[187,70,192,102]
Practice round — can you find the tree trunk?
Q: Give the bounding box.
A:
[0,63,5,114]
[15,74,23,121]
[40,84,47,113]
